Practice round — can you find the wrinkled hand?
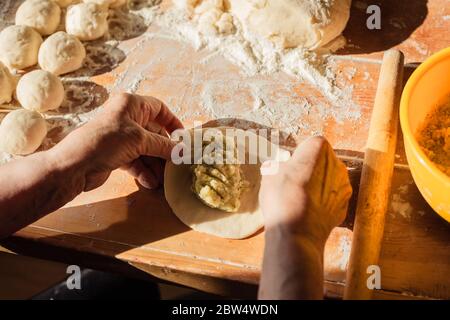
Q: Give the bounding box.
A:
[51,93,183,191]
[259,136,352,243]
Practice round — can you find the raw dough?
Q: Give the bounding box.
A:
[192,132,245,212]
[16,70,65,112]
[164,127,289,239]
[15,0,62,36]
[0,62,16,105]
[38,31,86,75]
[0,109,47,155]
[66,2,109,40]
[52,0,80,8]
[228,0,352,49]
[0,25,43,70]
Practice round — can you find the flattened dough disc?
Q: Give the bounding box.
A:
[164,127,289,239]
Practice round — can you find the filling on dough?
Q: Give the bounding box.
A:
[191,131,246,212]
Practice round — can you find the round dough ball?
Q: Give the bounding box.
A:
[16,70,65,112]
[228,0,351,49]
[66,3,109,41]
[0,109,47,155]
[0,62,16,105]
[164,127,290,239]
[52,0,80,8]
[38,31,86,75]
[0,25,43,70]
[15,0,62,36]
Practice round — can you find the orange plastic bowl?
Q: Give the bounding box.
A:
[400,47,450,222]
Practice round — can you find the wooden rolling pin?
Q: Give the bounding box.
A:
[344,50,404,300]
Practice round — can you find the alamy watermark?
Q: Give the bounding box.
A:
[367,265,381,290]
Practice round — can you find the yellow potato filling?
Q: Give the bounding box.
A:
[191,131,246,212]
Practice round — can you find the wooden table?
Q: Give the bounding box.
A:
[1,0,449,299]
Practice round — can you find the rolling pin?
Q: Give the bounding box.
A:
[344,50,405,300]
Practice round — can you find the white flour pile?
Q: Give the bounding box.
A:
[0,0,361,164]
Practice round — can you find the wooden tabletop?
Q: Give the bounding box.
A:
[1,0,449,299]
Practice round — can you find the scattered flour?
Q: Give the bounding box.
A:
[391,193,413,220]
[390,184,414,220]
[363,71,371,81]
[337,235,351,271]
[389,18,407,30]
[0,0,13,30]
[344,66,357,80]
[324,228,352,280]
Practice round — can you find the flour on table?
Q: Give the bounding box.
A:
[126,3,361,139]
[1,0,360,164]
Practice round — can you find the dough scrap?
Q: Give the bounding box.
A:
[0,109,47,155]
[228,0,352,49]
[0,25,43,70]
[52,0,81,8]
[0,62,16,105]
[15,0,62,36]
[164,127,289,239]
[66,2,109,41]
[16,70,65,112]
[38,31,86,75]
